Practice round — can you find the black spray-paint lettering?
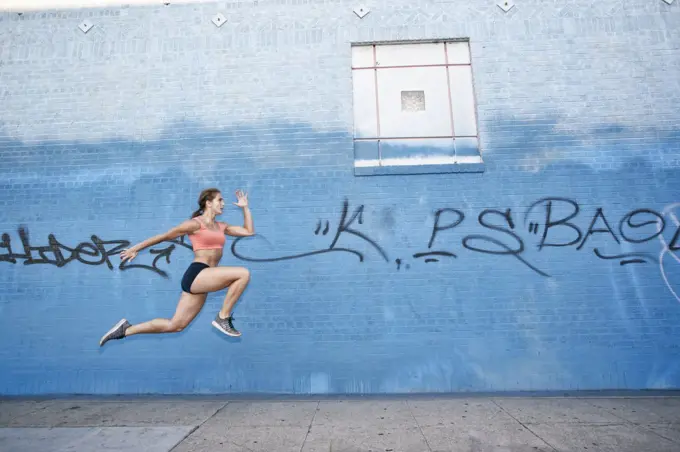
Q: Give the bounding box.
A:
[669,226,680,251]
[462,208,550,277]
[0,227,181,277]
[7,227,127,269]
[0,233,17,264]
[592,249,656,266]
[427,208,465,249]
[576,208,620,250]
[231,199,388,263]
[330,200,389,262]
[525,198,583,249]
[412,208,463,263]
[462,209,521,256]
[412,251,457,263]
[119,244,176,278]
[3,197,679,279]
[521,199,665,267]
[618,209,665,244]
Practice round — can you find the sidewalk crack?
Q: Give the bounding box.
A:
[169,401,230,451]
[405,400,433,452]
[491,399,558,451]
[299,400,320,452]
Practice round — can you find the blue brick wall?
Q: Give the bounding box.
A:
[1,0,679,395]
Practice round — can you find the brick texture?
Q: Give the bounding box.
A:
[0,0,679,395]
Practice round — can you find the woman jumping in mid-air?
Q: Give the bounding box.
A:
[99,188,255,346]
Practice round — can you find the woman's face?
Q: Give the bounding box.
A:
[208,192,225,215]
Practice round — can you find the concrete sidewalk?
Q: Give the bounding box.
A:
[1,394,679,451]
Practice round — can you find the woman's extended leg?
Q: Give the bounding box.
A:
[189,266,250,337]
[126,292,208,335]
[99,292,207,346]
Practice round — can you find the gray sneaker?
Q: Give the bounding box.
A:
[99,318,131,346]
[212,314,241,337]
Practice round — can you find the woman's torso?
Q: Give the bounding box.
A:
[188,218,227,267]
[193,248,223,267]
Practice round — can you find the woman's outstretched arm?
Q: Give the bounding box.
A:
[225,189,255,237]
[120,219,200,263]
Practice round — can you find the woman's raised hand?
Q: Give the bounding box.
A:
[233,189,249,208]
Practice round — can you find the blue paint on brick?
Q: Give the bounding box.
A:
[0,0,680,395]
[1,120,679,395]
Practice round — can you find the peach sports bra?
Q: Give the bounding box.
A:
[188,218,227,251]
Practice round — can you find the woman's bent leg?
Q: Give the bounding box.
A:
[189,266,251,337]
[188,266,250,294]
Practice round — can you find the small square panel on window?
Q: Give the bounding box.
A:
[401,90,425,112]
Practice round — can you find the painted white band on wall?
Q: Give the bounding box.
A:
[0,0,215,12]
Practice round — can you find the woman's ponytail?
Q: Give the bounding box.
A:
[190,188,220,218]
